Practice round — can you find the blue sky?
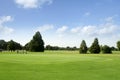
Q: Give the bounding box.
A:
[0,0,120,47]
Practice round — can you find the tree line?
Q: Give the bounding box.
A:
[79,38,115,54]
[0,40,22,51]
[0,31,119,53]
[0,31,45,52]
[45,45,78,50]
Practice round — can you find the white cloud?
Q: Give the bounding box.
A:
[98,23,117,35]
[81,25,97,35]
[71,23,119,36]
[56,26,68,33]
[0,25,14,35]
[71,27,81,33]
[0,16,14,35]
[71,26,97,36]
[0,16,13,24]
[15,0,53,9]
[56,26,69,38]
[36,24,54,32]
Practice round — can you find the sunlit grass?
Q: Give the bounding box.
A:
[0,51,120,80]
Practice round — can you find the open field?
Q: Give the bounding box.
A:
[0,51,120,80]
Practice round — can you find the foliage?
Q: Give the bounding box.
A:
[7,40,22,51]
[0,40,7,50]
[29,31,44,52]
[102,45,112,54]
[45,45,78,50]
[89,38,100,54]
[111,46,118,51]
[117,41,120,50]
[0,39,22,51]
[46,45,59,50]
[24,43,29,51]
[79,40,87,54]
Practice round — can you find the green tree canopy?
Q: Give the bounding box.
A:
[102,45,112,54]
[89,38,100,54]
[29,31,44,52]
[79,40,88,54]
[0,40,7,50]
[7,40,22,51]
[117,41,120,50]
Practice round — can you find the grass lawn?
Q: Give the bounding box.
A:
[0,51,120,80]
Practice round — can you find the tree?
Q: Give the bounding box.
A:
[0,40,7,50]
[46,45,51,50]
[117,41,120,50]
[29,31,44,52]
[102,45,112,54]
[7,40,22,51]
[79,40,87,54]
[111,46,117,51]
[24,43,30,51]
[15,42,22,50]
[7,40,16,51]
[89,38,100,54]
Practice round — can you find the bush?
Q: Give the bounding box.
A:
[102,45,112,54]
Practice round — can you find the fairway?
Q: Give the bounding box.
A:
[0,51,120,80]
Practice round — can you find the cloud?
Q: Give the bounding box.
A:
[0,16,13,24]
[71,27,81,33]
[36,24,54,32]
[56,26,68,38]
[0,16,14,35]
[56,26,68,33]
[98,23,118,35]
[81,25,97,36]
[71,23,119,36]
[15,0,53,9]
[0,25,14,35]
[71,26,96,36]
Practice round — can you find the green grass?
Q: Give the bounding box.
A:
[0,51,120,80]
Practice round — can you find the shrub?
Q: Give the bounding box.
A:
[102,45,112,54]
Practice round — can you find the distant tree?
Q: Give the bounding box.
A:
[73,46,77,50]
[46,45,51,50]
[0,40,7,50]
[66,46,71,50]
[29,31,44,52]
[89,38,100,54]
[7,40,22,51]
[24,43,30,51]
[46,45,60,50]
[111,46,117,51]
[66,46,77,51]
[15,43,22,50]
[79,40,87,54]
[117,41,120,50]
[102,45,112,54]
[7,40,16,51]
[52,46,59,50]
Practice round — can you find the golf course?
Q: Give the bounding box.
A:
[0,51,120,80]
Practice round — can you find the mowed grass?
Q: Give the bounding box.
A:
[0,51,120,80]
